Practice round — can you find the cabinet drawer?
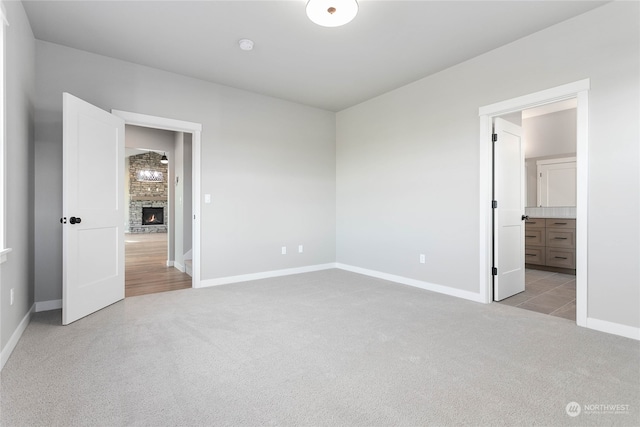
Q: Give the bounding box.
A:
[525,229,545,246]
[546,247,576,269]
[546,229,575,248]
[525,218,545,229]
[545,218,575,229]
[524,246,544,265]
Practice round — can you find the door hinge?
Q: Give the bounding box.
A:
[492,267,498,276]
[492,200,498,209]
[492,133,498,142]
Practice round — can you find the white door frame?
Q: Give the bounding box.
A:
[478,79,589,327]
[112,110,202,288]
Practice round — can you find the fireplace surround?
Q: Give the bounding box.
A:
[128,152,168,233]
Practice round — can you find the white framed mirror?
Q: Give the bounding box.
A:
[536,157,576,207]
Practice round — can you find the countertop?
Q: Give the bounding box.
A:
[524,207,576,219]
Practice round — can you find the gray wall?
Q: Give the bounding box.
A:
[336,2,639,328]
[125,125,175,153]
[524,109,576,158]
[498,111,522,127]
[1,1,35,351]
[174,132,184,267]
[525,158,538,208]
[183,133,193,256]
[173,131,194,268]
[523,110,577,207]
[33,41,336,302]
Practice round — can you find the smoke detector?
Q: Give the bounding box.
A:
[238,39,254,51]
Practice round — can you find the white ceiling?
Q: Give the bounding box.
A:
[22,0,607,112]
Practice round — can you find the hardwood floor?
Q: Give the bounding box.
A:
[125,233,192,297]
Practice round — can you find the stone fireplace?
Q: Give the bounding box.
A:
[127,152,168,233]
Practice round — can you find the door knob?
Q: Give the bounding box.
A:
[60,217,67,224]
[69,216,82,224]
[521,215,530,221]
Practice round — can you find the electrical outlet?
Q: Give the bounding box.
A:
[419,254,426,264]
[281,246,287,255]
[298,245,303,253]
[10,288,14,305]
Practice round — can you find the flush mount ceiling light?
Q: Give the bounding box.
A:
[306,0,358,27]
[238,39,254,51]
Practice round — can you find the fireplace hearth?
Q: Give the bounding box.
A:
[142,207,165,225]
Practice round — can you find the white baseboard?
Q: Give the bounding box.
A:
[198,263,337,288]
[335,263,485,303]
[35,299,62,312]
[199,262,484,304]
[586,317,640,341]
[1,304,34,371]
[174,262,185,273]
[166,260,174,267]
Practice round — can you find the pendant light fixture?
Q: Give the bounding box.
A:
[306,0,358,27]
[136,151,164,182]
[160,152,169,164]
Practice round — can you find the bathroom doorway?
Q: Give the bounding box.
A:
[496,100,578,320]
[478,79,589,327]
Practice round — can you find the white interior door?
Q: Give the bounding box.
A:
[493,118,525,301]
[63,93,125,325]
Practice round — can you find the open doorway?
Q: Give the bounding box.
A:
[123,126,192,297]
[113,109,203,291]
[478,79,589,327]
[495,100,577,320]
[60,95,202,323]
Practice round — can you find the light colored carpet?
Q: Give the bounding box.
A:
[1,269,638,426]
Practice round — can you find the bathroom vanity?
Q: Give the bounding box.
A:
[525,217,576,274]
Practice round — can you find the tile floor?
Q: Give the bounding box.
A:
[497,268,576,321]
